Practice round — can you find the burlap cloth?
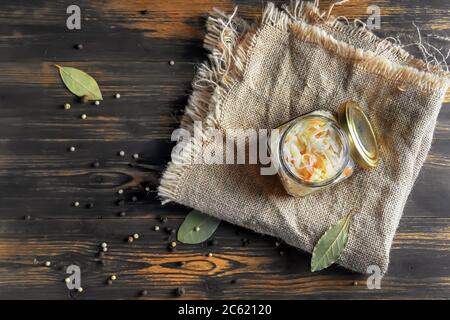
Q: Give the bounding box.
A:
[159,1,449,274]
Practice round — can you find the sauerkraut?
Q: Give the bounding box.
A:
[282,116,347,183]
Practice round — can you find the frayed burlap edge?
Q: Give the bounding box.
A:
[283,1,449,77]
[158,1,449,204]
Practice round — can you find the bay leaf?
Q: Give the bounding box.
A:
[177,210,221,244]
[310,211,354,272]
[55,65,103,101]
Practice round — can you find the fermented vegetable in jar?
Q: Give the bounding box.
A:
[270,101,379,197]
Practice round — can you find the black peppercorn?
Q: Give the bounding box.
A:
[178,261,186,267]
[86,203,94,209]
[160,216,168,223]
[209,239,218,246]
[131,196,138,202]
[106,279,113,285]
[74,44,83,50]
[81,95,90,104]
[119,211,126,217]
[164,227,172,234]
[140,289,148,296]
[92,161,100,168]
[116,199,125,206]
[241,238,250,246]
[24,215,31,220]
[175,287,185,297]
[140,9,148,15]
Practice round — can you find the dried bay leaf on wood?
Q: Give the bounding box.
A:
[55,65,103,101]
[177,210,221,244]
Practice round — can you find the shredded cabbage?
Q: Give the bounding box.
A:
[282,117,345,183]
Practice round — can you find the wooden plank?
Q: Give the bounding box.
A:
[0,0,448,299]
[0,217,448,299]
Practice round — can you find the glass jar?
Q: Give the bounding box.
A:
[270,101,379,197]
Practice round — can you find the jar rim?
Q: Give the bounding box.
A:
[279,114,350,187]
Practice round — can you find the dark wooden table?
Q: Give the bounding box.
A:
[0,0,449,300]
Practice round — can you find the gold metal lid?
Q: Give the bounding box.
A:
[337,101,379,169]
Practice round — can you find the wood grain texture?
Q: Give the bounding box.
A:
[0,0,449,299]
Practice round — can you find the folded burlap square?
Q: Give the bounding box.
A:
[159,1,449,274]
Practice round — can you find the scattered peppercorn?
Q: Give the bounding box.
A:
[154,225,160,231]
[24,215,31,221]
[101,242,107,248]
[74,43,83,50]
[116,199,125,206]
[44,261,51,267]
[164,227,172,234]
[81,114,87,120]
[102,247,108,252]
[119,211,126,217]
[94,100,100,106]
[81,95,90,104]
[97,251,105,258]
[133,233,139,240]
[160,216,168,223]
[110,275,117,281]
[131,196,138,202]
[241,238,250,246]
[175,287,185,297]
[86,203,94,209]
[209,239,218,246]
[63,103,71,110]
[145,186,151,192]
[73,201,80,207]
[69,146,76,152]
[230,279,237,284]
[275,241,281,247]
[106,279,113,285]
[140,9,148,15]
[65,277,71,284]
[178,261,186,267]
[352,281,358,286]
[91,161,100,168]
[77,287,83,293]
[207,252,213,257]
[127,236,134,243]
[114,93,121,99]
[169,60,175,66]
[117,189,124,195]
[118,150,125,157]
[140,289,148,297]
[278,250,285,256]
[194,226,200,232]
[169,241,177,248]
[132,153,139,159]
